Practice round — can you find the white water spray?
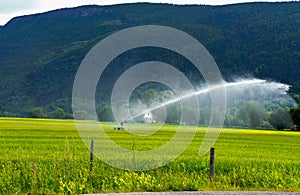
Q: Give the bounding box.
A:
[128,79,271,121]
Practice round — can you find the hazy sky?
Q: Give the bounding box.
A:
[0,0,297,25]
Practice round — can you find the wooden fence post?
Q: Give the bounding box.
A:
[90,139,94,173]
[210,147,215,179]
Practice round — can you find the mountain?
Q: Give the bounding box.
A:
[0,2,299,117]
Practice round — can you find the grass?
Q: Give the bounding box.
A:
[0,117,299,194]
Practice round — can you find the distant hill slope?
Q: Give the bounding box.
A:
[0,2,299,117]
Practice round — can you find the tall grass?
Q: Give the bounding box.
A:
[0,118,299,194]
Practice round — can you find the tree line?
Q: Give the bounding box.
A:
[3,88,297,131]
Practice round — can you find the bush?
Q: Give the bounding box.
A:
[28,108,46,118]
[98,105,114,122]
[268,109,293,130]
[51,108,65,119]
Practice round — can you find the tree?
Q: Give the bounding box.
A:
[268,109,293,130]
[28,108,46,118]
[3,112,9,117]
[98,105,114,122]
[165,104,180,124]
[199,107,211,126]
[141,89,159,107]
[73,110,87,120]
[51,108,65,119]
[159,90,175,102]
[237,101,266,128]
[290,104,300,126]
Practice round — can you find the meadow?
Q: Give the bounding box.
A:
[0,117,299,194]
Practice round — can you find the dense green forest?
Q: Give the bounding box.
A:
[0,2,299,128]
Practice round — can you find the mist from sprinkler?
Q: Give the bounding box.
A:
[127,79,268,121]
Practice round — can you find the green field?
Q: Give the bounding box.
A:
[0,118,299,194]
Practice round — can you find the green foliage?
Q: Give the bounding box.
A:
[73,110,87,120]
[222,101,269,128]
[140,89,159,107]
[290,104,300,126]
[237,101,266,128]
[268,109,293,130]
[0,2,299,117]
[51,108,65,119]
[132,87,181,124]
[98,105,114,122]
[44,98,73,118]
[0,118,300,194]
[165,104,180,124]
[28,108,46,118]
[199,107,211,126]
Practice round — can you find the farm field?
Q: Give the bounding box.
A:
[0,117,299,194]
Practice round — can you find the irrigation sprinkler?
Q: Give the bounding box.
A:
[114,121,125,130]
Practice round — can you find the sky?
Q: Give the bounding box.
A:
[0,0,297,26]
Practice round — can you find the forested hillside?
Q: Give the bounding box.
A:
[0,2,299,118]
